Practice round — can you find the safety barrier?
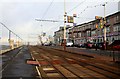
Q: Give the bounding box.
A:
[0,22,23,54]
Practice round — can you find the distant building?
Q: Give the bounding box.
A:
[54,11,120,46]
[54,26,71,45]
[39,32,50,45]
[70,11,120,45]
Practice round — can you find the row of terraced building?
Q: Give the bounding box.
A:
[54,11,120,46]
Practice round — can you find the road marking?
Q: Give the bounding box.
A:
[36,66,42,79]
[31,52,42,78]
[30,53,35,60]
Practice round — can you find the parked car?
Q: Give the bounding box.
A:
[66,42,74,47]
[66,39,74,47]
[61,39,74,47]
[96,42,104,49]
[85,42,94,48]
[78,43,85,48]
[113,45,120,49]
[108,40,120,51]
[74,43,84,47]
[73,41,78,47]
[44,42,50,46]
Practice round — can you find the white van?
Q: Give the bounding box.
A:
[66,39,74,47]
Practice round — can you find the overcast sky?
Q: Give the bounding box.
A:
[0,0,119,44]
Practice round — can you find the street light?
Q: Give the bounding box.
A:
[103,4,107,50]
[63,0,67,50]
[95,4,106,50]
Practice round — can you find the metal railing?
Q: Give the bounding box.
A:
[0,22,23,54]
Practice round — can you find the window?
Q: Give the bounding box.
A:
[100,39,103,42]
[116,15,119,21]
[101,29,104,34]
[78,27,81,31]
[93,24,96,28]
[78,32,81,37]
[113,26,117,32]
[91,30,96,35]
[87,30,91,37]
[107,38,109,42]
[97,30,100,35]
[112,38,114,42]
[106,27,110,33]
[118,25,120,31]
[118,35,120,40]
[106,18,110,23]
[113,25,120,32]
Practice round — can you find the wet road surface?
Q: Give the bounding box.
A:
[2,46,38,79]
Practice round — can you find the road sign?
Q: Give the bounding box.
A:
[67,16,74,23]
[95,16,103,20]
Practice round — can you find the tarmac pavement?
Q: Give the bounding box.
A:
[1,46,38,79]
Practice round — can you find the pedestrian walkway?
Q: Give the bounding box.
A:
[0,46,22,55]
[2,46,38,78]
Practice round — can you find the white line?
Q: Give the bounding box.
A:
[30,52,42,78]
[30,53,35,60]
[36,66,42,79]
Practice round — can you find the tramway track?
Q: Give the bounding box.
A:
[29,46,120,79]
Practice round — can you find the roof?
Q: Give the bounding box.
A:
[75,11,120,27]
[106,11,120,18]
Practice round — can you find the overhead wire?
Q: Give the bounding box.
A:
[45,1,108,29]
[36,0,54,34]
[36,0,86,23]
[36,0,114,36]
[46,21,63,33]
[64,1,111,19]
[78,2,108,15]
[0,22,23,40]
[49,0,87,33]
[41,0,54,19]
[76,0,119,16]
[67,0,86,13]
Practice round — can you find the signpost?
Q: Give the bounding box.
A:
[95,4,106,50]
[67,16,74,23]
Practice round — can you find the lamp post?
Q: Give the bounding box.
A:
[103,4,106,50]
[63,0,66,50]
